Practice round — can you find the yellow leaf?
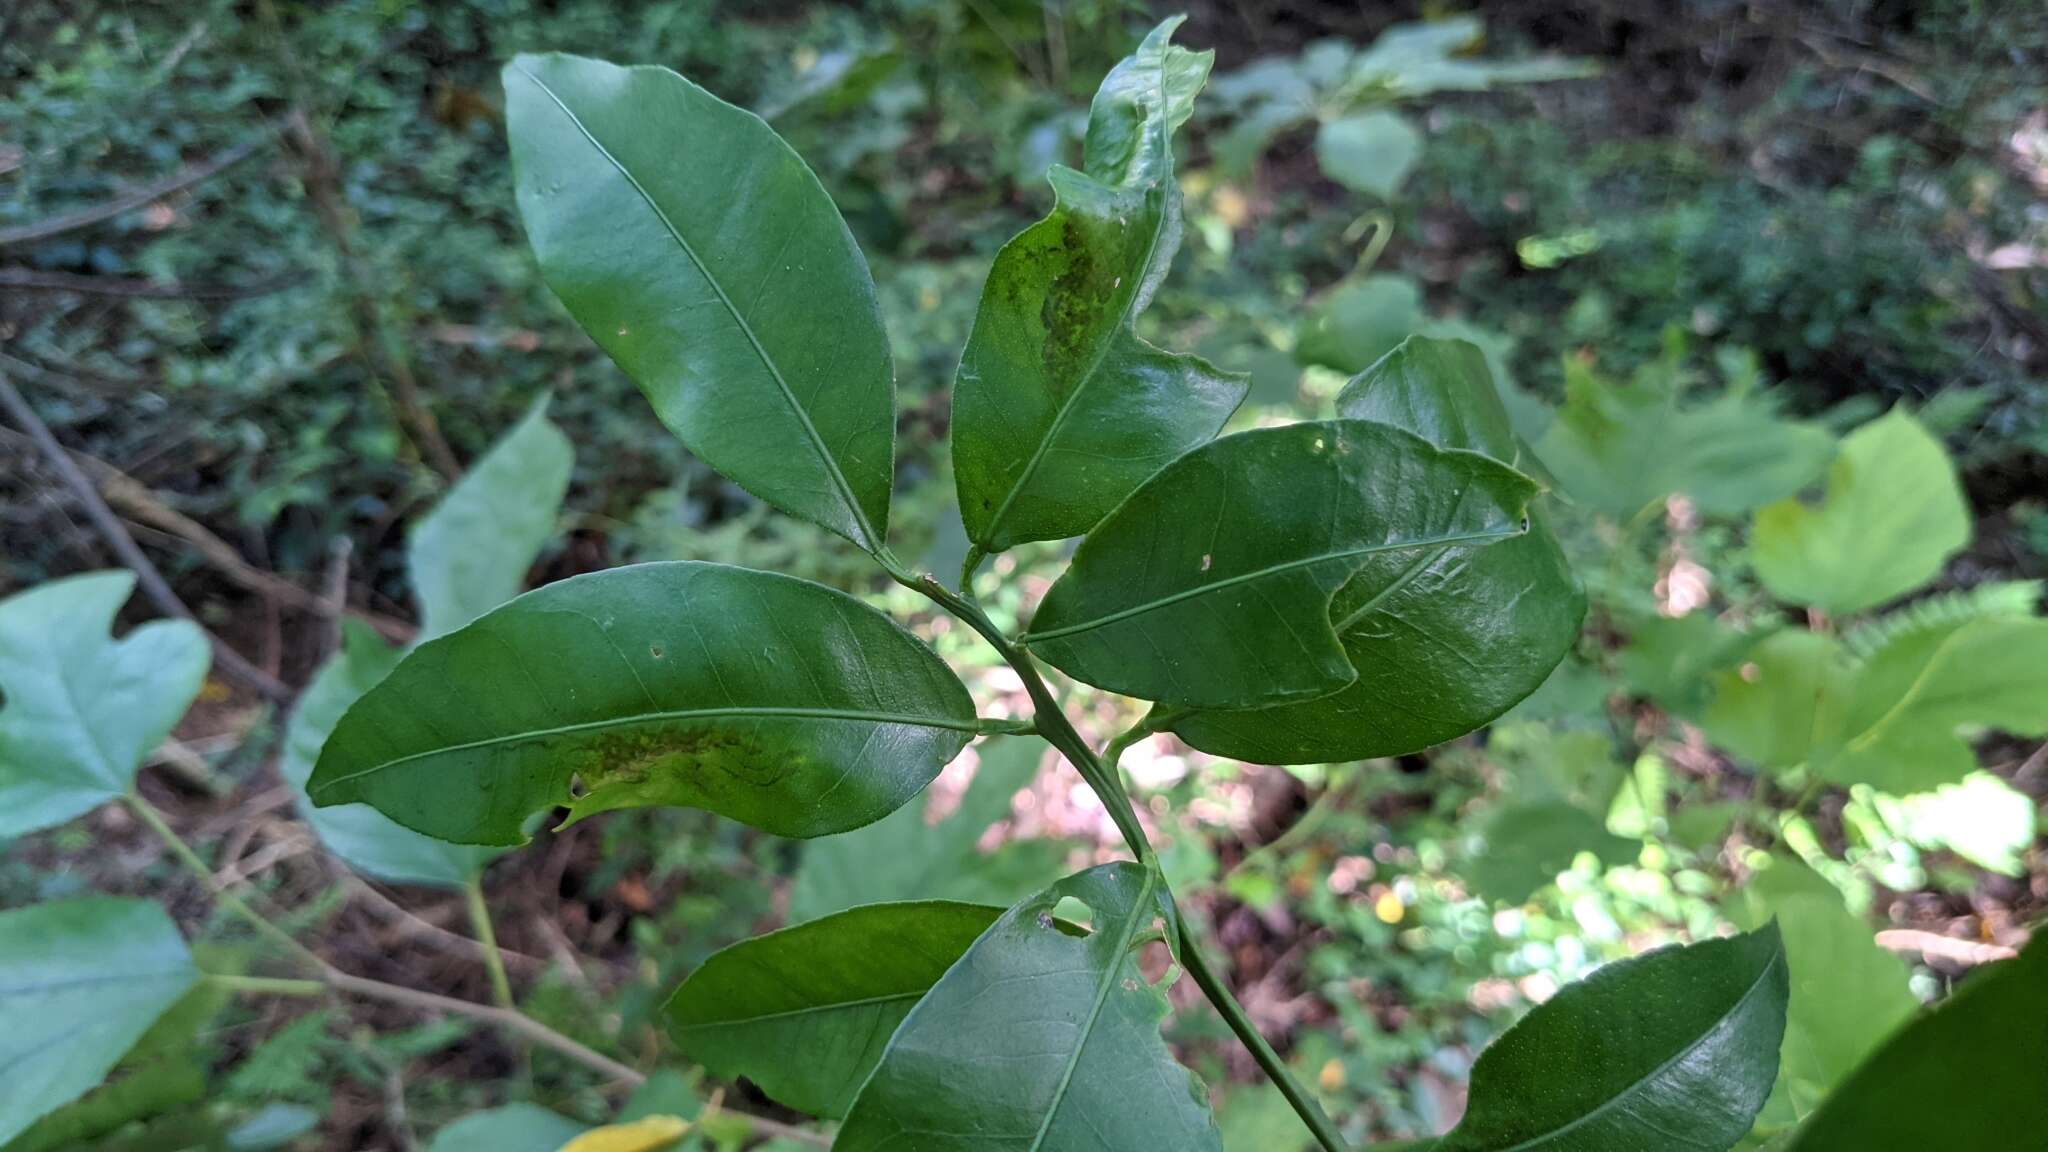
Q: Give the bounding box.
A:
[557,1115,691,1152]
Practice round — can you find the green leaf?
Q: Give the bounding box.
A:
[1437,924,1788,1152]
[1535,356,1835,519]
[951,19,1245,552]
[309,562,976,845]
[835,863,1221,1152]
[409,396,573,641]
[789,736,1068,922]
[0,571,209,839]
[1217,1083,1314,1152]
[281,622,498,887]
[1350,18,1595,98]
[1461,799,1636,905]
[1701,630,1846,773]
[0,898,201,1146]
[1314,110,1421,199]
[505,53,894,552]
[1725,858,1916,1129]
[1166,339,1582,762]
[1750,410,1968,615]
[425,1104,588,1152]
[1888,770,2036,875]
[665,900,1001,1119]
[1782,935,2048,1151]
[1021,419,1538,710]
[1295,274,1426,376]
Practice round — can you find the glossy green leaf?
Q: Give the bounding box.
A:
[0,899,201,1146]
[506,53,894,551]
[409,395,573,640]
[835,862,1221,1152]
[1751,410,1967,615]
[310,562,976,845]
[665,900,1001,1118]
[1462,799,1636,905]
[1167,339,1582,763]
[1315,109,1421,199]
[281,621,498,887]
[426,1104,588,1152]
[1535,355,1835,519]
[789,736,1067,922]
[952,19,1246,552]
[1783,935,2047,1151]
[1437,924,1788,1152]
[1726,858,1915,1130]
[1295,274,1426,376]
[0,572,209,838]
[1022,419,1538,710]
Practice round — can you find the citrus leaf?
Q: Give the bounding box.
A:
[505,53,894,552]
[1437,924,1788,1152]
[1782,935,2047,1151]
[1167,339,1583,762]
[665,900,1001,1118]
[952,18,1246,552]
[281,621,498,887]
[409,395,573,641]
[309,562,975,845]
[0,898,201,1146]
[1021,419,1537,711]
[1751,410,1967,615]
[0,571,208,838]
[835,863,1222,1152]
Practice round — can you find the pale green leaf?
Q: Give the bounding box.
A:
[1462,799,1636,905]
[1295,274,1426,376]
[506,53,894,551]
[0,572,209,838]
[1315,110,1421,198]
[310,563,975,845]
[426,1104,587,1152]
[1751,410,1967,615]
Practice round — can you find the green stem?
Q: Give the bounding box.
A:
[974,716,1041,736]
[208,972,328,998]
[465,877,515,1010]
[126,793,329,970]
[1177,917,1351,1152]
[888,560,1350,1152]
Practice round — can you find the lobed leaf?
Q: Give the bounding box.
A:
[1022,418,1538,712]
[951,18,1247,553]
[1750,410,1967,615]
[309,562,976,845]
[1167,339,1583,763]
[506,53,894,552]
[835,862,1222,1152]
[0,898,201,1146]
[0,571,209,838]
[665,900,1001,1118]
[1436,924,1788,1152]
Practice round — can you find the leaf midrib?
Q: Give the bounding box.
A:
[672,988,927,1033]
[513,62,880,551]
[1027,865,1159,1152]
[1479,945,1785,1152]
[312,705,983,793]
[1021,528,1518,645]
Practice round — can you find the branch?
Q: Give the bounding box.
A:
[0,132,273,248]
[0,265,305,300]
[0,371,292,702]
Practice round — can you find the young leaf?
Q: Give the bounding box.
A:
[665,900,1002,1118]
[788,736,1067,922]
[505,53,895,552]
[1166,339,1583,763]
[1314,109,1422,199]
[1725,858,1916,1128]
[0,571,208,838]
[0,898,201,1146]
[1750,410,1968,615]
[835,862,1222,1152]
[1021,419,1537,711]
[1436,924,1788,1152]
[281,621,499,887]
[409,395,573,640]
[952,18,1246,553]
[309,562,976,845]
[1782,935,2047,1151]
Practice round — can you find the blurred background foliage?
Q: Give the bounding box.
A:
[1,0,2043,1148]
